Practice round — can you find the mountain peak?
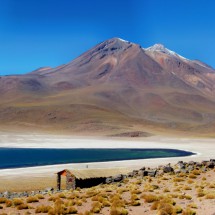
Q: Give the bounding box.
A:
[107,37,130,43]
[146,43,188,61]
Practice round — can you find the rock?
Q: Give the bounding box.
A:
[195,162,202,168]
[45,187,54,192]
[188,161,196,165]
[140,167,146,171]
[163,166,174,173]
[187,165,194,172]
[201,166,207,172]
[112,174,123,182]
[201,160,209,166]
[127,172,134,177]
[148,170,157,177]
[132,170,139,176]
[138,170,144,176]
[105,177,112,184]
[3,191,11,198]
[175,170,181,174]
[177,161,186,169]
[206,161,214,168]
[180,169,189,174]
[122,174,127,180]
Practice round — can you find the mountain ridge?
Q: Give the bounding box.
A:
[0,37,215,136]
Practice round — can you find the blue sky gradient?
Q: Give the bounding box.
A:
[0,0,214,75]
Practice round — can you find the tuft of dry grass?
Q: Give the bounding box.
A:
[13,198,24,206]
[110,207,128,215]
[141,194,159,203]
[205,192,215,199]
[35,205,52,213]
[0,198,7,204]
[17,203,29,210]
[182,207,196,215]
[26,196,39,203]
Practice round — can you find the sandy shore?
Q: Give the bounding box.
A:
[0,132,214,191]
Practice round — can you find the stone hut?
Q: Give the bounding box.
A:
[56,168,129,190]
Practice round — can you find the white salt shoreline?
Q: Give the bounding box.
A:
[0,133,214,178]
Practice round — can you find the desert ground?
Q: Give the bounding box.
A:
[0,133,214,214]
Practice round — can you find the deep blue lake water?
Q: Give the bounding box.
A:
[0,148,195,169]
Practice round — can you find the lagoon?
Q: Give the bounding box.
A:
[0,148,194,169]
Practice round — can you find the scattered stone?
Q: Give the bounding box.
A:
[163,165,174,173]
[105,177,112,184]
[112,174,123,182]
[127,172,134,177]
[45,187,54,192]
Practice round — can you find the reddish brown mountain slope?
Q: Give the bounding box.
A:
[0,38,215,136]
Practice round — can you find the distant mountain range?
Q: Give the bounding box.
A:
[1,38,215,136]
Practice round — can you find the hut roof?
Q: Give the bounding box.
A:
[57,168,130,180]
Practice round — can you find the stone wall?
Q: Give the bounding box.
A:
[66,171,76,190]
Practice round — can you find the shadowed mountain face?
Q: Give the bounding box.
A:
[0,38,215,136]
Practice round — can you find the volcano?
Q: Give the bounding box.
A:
[1,38,215,136]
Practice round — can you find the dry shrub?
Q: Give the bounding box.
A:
[5,199,12,207]
[76,199,82,206]
[130,200,141,206]
[86,190,98,198]
[157,203,174,214]
[0,197,7,204]
[150,201,159,210]
[189,174,197,179]
[178,173,187,177]
[65,200,76,207]
[36,194,45,199]
[26,196,39,203]
[67,206,78,214]
[183,185,192,190]
[161,177,169,180]
[118,188,128,194]
[142,194,159,203]
[163,188,170,193]
[184,195,192,200]
[191,170,201,175]
[135,179,142,184]
[48,195,59,202]
[187,203,198,209]
[102,200,111,207]
[182,207,196,215]
[13,198,24,206]
[173,177,185,182]
[131,194,139,201]
[187,179,194,184]
[58,193,66,198]
[91,202,102,213]
[83,211,94,215]
[17,203,29,210]
[208,183,215,188]
[174,205,183,213]
[110,207,128,215]
[35,205,52,213]
[159,197,176,206]
[173,188,180,192]
[205,192,215,199]
[131,189,141,194]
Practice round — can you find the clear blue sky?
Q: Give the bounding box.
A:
[0,0,215,75]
